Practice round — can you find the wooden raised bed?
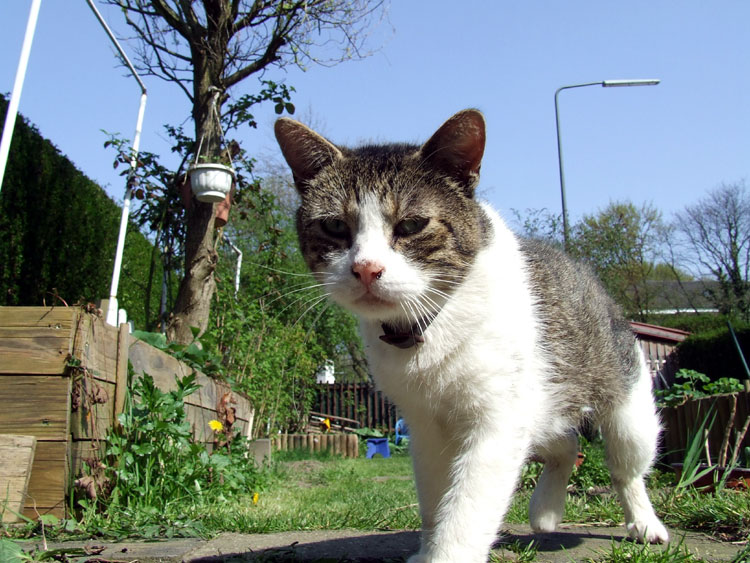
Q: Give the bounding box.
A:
[0,306,254,520]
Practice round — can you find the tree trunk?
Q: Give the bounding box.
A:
[166,56,223,345]
[166,199,217,344]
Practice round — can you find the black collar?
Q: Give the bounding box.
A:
[379,313,436,349]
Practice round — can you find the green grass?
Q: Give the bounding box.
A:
[4,440,749,563]
[583,537,701,563]
[193,451,421,533]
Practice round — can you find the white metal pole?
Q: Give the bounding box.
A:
[106,92,147,325]
[85,0,148,326]
[0,0,42,193]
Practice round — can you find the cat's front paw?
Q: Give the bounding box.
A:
[529,511,562,533]
[406,553,429,563]
[627,519,669,544]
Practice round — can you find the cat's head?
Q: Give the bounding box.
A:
[274,110,491,326]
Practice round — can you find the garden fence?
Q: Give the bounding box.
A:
[660,390,750,466]
[314,382,399,432]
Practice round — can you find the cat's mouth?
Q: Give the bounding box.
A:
[353,292,397,309]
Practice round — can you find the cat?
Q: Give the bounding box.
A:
[274,109,669,562]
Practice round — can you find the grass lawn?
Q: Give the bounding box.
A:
[3,442,748,562]
[200,451,421,533]
[192,446,749,562]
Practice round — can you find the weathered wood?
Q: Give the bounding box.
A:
[273,433,359,458]
[0,307,76,329]
[128,339,254,422]
[69,380,115,441]
[70,440,107,475]
[0,306,259,520]
[0,435,37,523]
[23,440,67,519]
[0,329,71,375]
[0,376,71,440]
[113,323,129,426]
[186,403,250,443]
[71,315,118,384]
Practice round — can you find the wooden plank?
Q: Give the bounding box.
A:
[71,315,118,384]
[0,435,37,523]
[0,376,70,440]
[0,308,76,375]
[0,334,71,374]
[70,440,107,476]
[114,323,129,425]
[24,441,67,519]
[22,505,64,520]
[0,307,76,329]
[69,380,115,441]
[129,339,254,421]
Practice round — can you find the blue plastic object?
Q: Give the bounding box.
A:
[366,437,390,458]
[394,418,409,445]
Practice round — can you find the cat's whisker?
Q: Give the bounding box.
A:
[257,278,332,302]
[246,261,317,278]
[406,296,433,337]
[303,300,333,344]
[262,281,336,308]
[402,298,421,331]
[291,293,332,330]
[424,287,452,304]
[275,288,332,319]
[419,293,444,315]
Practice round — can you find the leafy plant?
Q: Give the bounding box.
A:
[673,407,718,491]
[571,436,611,491]
[132,328,225,377]
[654,369,711,407]
[76,370,263,535]
[703,377,745,395]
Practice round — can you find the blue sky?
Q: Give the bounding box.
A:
[2,1,748,228]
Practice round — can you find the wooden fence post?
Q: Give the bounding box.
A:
[113,323,129,427]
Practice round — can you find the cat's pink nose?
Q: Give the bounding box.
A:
[352,261,385,289]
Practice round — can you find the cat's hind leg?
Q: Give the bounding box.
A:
[600,352,668,544]
[528,432,578,532]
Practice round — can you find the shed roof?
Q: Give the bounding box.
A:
[630,321,690,343]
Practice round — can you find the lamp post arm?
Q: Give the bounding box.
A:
[554,85,603,251]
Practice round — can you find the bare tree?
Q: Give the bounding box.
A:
[106,0,387,343]
[674,181,750,320]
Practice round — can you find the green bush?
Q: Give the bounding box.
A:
[571,437,611,491]
[645,313,729,334]
[676,324,750,383]
[654,369,744,407]
[76,371,263,534]
[0,95,163,329]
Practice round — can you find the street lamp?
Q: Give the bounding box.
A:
[554,79,660,251]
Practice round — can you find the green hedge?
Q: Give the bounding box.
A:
[0,95,161,329]
[676,323,750,382]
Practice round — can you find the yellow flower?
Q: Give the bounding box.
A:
[252,492,259,505]
[208,419,224,432]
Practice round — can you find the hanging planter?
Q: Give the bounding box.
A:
[188,162,236,203]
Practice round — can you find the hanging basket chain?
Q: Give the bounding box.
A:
[192,87,234,169]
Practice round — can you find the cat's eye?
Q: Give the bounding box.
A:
[395,217,429,237]
[320,218,350,238]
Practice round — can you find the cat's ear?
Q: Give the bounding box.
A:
[420,109,486,197]
[274,118,343,192]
